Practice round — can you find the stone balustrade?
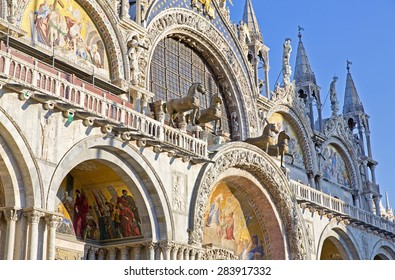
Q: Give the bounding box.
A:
[290,180,395,236]
[0,46,208,159]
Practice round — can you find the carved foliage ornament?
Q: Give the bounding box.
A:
[189,145,307,259]
[144,8,258,137]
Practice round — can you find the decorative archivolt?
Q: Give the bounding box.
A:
[143,8,258,138]
[267,104,317,173]
[188,143,308,259]
[324,115,358,153]
[321,136,360,191]
[202,248,238,260]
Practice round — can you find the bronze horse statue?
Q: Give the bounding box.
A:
[244,123,294,167]
[269,131,295,168]
[165,83,205,127]
[244,122,279,153]
[194,93,223,134]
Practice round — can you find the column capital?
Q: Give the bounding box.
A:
[2,207,21,222]
[159,241,174,251]
[144,241,157,250]
[45,214,62,228]
[24,209,45,224]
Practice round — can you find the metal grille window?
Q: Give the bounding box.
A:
[150,36,230,134]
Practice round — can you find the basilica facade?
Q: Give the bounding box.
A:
[0,0,394,260]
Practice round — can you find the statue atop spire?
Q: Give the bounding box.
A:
[330,75,339,116]
[282,38,292,85]
[298,25,304,41]
[347,60,352,73]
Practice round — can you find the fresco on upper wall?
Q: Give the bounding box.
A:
[203,182,266,260]
[268,112,304,168]
[20,0,109,78]
[322,145,351,187]
[56,176,142,241]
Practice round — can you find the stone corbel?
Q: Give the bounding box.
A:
[43,101,56,111]
[101,124,114,134]
[18,90,32,101]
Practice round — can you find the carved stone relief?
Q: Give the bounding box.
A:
[172,173,187,214]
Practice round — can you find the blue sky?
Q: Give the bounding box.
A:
[230,0,395,208]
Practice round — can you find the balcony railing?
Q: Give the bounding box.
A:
[290,180,395,236]
[0,45,208,159]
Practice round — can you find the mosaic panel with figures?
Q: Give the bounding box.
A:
[321,145,351,187]
[268,112,304,168]
[203,182,267,260]
[20,0,109,78]
[56,175,142,241]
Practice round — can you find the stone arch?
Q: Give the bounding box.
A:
[143,8,259,139]
[321,137,360,191]
[46,136,174,241]
[370,240,395,260]
[188,142,307,259]
[16,0,126,84]
[267,106,317,173]
[0,107,43,208]
[316,222,361,260]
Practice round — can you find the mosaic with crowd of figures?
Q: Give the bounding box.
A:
[56,175,142,241]
[322,145,351,187]
[203,182,268,260]
[20,0,109,77]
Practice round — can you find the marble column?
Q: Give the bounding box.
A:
[189,249,195,260]
[132,244,142,260]
[119,246,129,260]
[107,247,116,260]
[171,245,178,260]
[45,214,61,260]
[97,249,106,260]
[25,209,45,260]
[146,242,156,260]
[373,196,381,216]
[88,247,97,260]
[3,208,20,260]
[183,248,190,260]
[160,242,172,260]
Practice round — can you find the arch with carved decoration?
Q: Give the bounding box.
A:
[46,135,174,242]
[143,8,259,140]
[188,142,307,260]
[267,105,317,174]
[321,136,360,192]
